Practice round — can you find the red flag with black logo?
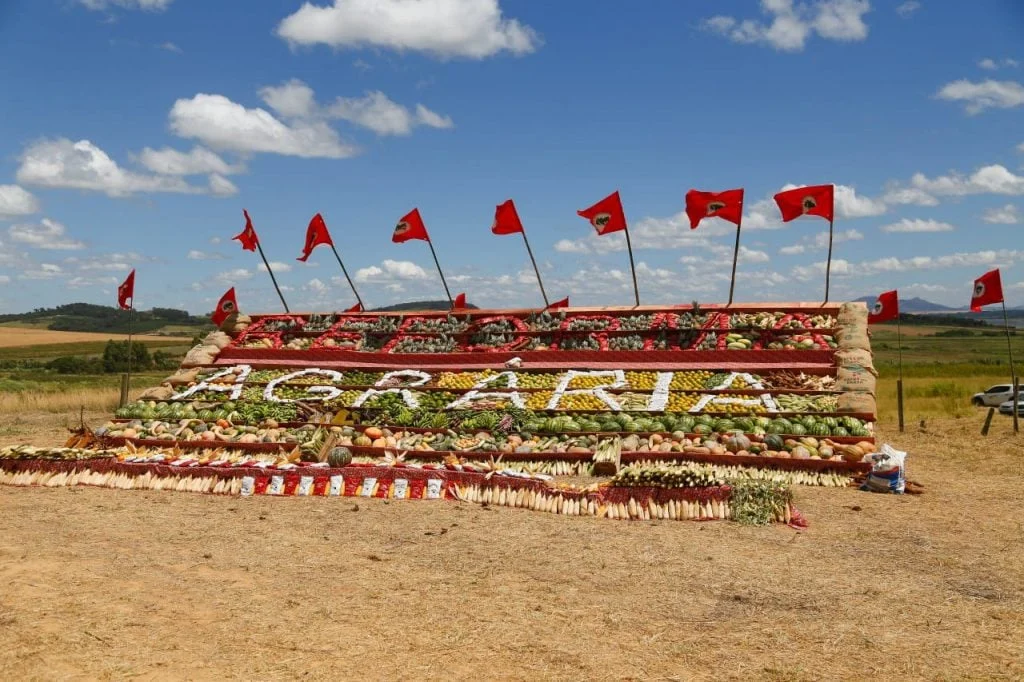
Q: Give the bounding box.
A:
[345,302,363,313]
[492,199,524,235]
[211,287,238,326]
[297,213,334,262]
[234,209,260,252]
[577,191,627,235]
[685,189,744,229]
[971,269,1003,312]
[868,290,899,324]
[773,184,834,222]
[393,208,430,243]
[452,293,467,309]
[117,269,135,310]
[546,296,569,310]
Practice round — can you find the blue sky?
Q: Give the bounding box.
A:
[1,0,1023,314]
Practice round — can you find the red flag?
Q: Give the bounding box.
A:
[685,189,744,229]
[773,184,834,222]
[452,293,467,309]
[577,191,627,235]
[868,290,899,324]
[393,208,430,243]
[345,302,363,313]
[492,199,524,235]
[211,287,238,326]
[546,296,569,310]
[297,213,334,262]
[117,269,135,311]
[971,269,1004,312]
[234,209,260,252]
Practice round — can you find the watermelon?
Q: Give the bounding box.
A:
[809,423,830,437]
[693,423,712,435]
[832,426,850,437]
[649,420,667,433]
[695,415,715,426]
[788,423,807,436]
[733,417,754,432]
[676,416,697,431]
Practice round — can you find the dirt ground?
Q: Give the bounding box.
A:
[1,413,1023,681]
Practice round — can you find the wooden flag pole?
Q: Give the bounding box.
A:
[328,244,363,310]
[121,303,135,408]
[521,231,549,308]
[824,217,835,303]
[897,312,905,433]
[727,217,743,305]
[624,226,640,306]
[255,241,290,313]
[426,239,454,307]
[1001,299,1019,434]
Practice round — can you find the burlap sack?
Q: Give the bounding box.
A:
[837,367,877,394]
[836,325,871,351]
[180,343,220,368]
[837,392,876,414]
[138,385,175,401]
[837,302,868,326]
[834,348,877,374]
[165,367,200,385]
[203,331,232,350]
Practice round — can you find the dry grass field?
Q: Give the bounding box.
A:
[1,402,1023,680]
[0,328,168,348]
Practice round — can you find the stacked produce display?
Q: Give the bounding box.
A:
[0,302,878,524]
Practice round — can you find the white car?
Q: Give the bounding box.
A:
[999,398,1024,417]
[972,385,1019,407]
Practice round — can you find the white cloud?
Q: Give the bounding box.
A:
[16,138,213,197]
[276,0,541,59]
[355,259,428,282]
[880,218,954,233]
[19,263,64,280]
[935,79,1024,114]
[1017,142,1024,153]
[328,91,454,135]
[909,164,1024,197]
[778,183,886,218]
[259,79,318,119]
[814,228,864,246]
[78,0,173,10]
[136,146,242,176]
[214,268,253,285]
[739,246,770,263]
[779,244,806,255]
[67,275,119,289]
[982,204,1020,224]
[258,261,293,273]
[305,278,328,293]
[703,0,870,52]
[65,252,150,272]
[0,275,9,284]
[8,218,86,250]
[895,1,920,17]
[209,236,222,245]
[169,93,358,159]
[979,58,998,71]
[793,248,1024,280]
[207,174,238,197]
[978,57,1019,71]
[0,185,40,218]
[187,250,225,260]
[881,186,939,206]
[158,41,182,53]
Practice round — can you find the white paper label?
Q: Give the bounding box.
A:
[240,476,255,497]
[426,479,443,500]
[267,475,284,495]
[328,475,343,496]
[392,479,409,500]
[360,477,377,497]
[297,476,314,496]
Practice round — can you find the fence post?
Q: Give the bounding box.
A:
[981,408,995,436]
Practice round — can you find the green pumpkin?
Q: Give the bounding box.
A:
[327,446,352,467]
[764,434,786,451]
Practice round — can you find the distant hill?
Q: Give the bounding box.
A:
[0,303,211,335]
[853,296,956,313]
[372,300,479,312]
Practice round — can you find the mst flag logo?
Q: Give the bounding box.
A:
[801,195,817,213]
[590,212,612,231]
[706,201,727,215]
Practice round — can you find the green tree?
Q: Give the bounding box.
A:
[102,340,153,373]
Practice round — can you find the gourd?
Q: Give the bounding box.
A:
[723,431,751,454]
[327,446,353,467]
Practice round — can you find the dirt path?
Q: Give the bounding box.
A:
[1,419,1022,680]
